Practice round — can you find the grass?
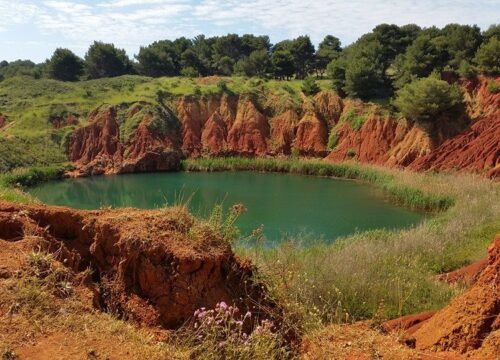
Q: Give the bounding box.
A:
[183,157,498,331]
[0,164,69,204]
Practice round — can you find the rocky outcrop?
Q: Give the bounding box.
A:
[293,109,328,157]
[270,110,299,155]
[201,111,229,155]
[176,95,222,156]
[0,201,276,329]
[313,90,343,128]
[227,96,270,155]
[69,106,124,176]
[413,235,500,356]
[69,104,181,176]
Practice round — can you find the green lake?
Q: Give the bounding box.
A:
[28,171,425,243]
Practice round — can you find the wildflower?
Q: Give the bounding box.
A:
[235,320,243,326]
[244,311,251,319]
[218,301,228,310]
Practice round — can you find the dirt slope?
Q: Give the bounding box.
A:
[413,235,500,357]
[0,201,273,329]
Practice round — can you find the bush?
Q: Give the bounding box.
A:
[394,77,463,124]
[487,80,499,94]
[457,60,476,79]
[301,76,320,96]
[474,37,500,75]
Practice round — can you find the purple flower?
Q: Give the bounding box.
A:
[218,301,228,310]
[236,320,243,326]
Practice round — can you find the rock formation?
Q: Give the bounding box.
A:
[66,76,499,178]
[69,104,181,176]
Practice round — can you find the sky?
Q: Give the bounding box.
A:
[0,0,499,62]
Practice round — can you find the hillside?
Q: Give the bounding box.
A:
[0,75,498,178]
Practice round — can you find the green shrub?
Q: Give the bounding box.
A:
[301,76,320,96]
[475,37,500,75]
[394,77,463,124]
[487,80,499,94]
[327,131,339,150]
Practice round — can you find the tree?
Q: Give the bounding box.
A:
[289,36,315,79]
[136,40,179,77]
[475,37,500,75]
[438,24,483,70]
[343,40,387,99]
[234,49,271,77]
[271,50,295,79]
[394,77,462,124]
[301,76,320,95]
[85,41,133,79]
[326,57,346,95]
[392,33,447,88]
[315,35,341,77]
[47,48,83,81]
[483,24,500,41]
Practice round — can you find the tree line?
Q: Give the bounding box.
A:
[0,23,498,101]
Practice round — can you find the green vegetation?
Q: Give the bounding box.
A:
[487,79,500,94]
[85,41,134,79]
[474,37,500,75]
[394,77,463,124]
[339,108,369,131]
[301,76,321,95]
[47,48,84,82]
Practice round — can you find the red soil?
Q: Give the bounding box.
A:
[436,258,488,285]
[413,235,500,357]
[69,105,181,176]
[270,110,299,155]
[0,201,275,329]
[227,96,270,155]
[293,100,329,157]
[382,311,437,336]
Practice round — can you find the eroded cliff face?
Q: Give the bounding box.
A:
[69,104,181,176]
[67,76,499,178]
[0,201,275,329]
[410,76,500,177]
[325,76,499,177]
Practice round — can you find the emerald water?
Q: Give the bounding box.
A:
[28,171,425,242]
